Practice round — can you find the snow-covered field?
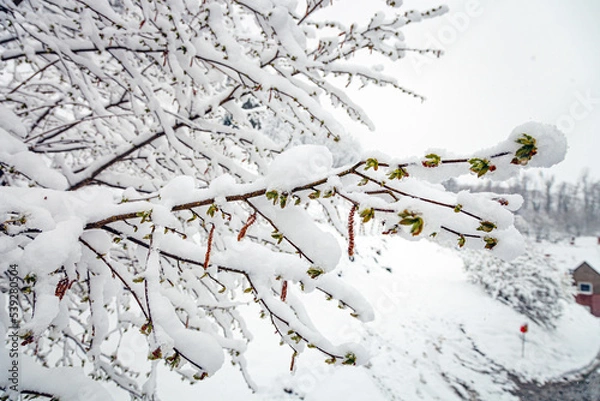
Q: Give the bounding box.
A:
[544,236,600,275]
[141,236,600,401]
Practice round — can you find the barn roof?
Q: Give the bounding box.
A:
[574,261,600,275]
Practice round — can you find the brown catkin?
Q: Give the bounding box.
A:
[281,280,288,302]
[348,204,357,259]
[237,213,257,241]
[203,224,215,269]
[55,277,71,300]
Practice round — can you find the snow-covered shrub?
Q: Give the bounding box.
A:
[462,245,574,328]
[0,0,567,398]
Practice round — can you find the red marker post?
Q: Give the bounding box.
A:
[520,323,528,357]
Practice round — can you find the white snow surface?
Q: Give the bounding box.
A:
[0,127,68,190]
[251,197,341,272]
[544,236,600,273]
[265,145,333,191]
[149,290,225,375]
[0,349,115,401]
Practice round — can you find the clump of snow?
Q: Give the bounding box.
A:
[208,174,240,198]
[252,198,341,271]
[269,6,307,63]
[265,145,333,191]
[0,128,69,190]
[149,291,225,375]
[215,237,309,285]
[0,104,27,138]
[21,219,83,276]
[159,175,197,208]
[386,0,403,8]
[490,226,527,260]
[509,122,567,168]
[0,354,115,401]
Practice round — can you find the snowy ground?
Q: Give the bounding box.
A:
[110,236,600,400]
[542,236,600,274]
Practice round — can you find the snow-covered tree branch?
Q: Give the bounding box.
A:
[0,0,566,399]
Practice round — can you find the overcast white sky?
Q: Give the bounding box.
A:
[338,0,600,182]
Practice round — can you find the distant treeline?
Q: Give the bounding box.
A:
[445,170,600,241]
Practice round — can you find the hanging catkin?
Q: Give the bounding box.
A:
[204,224,215,269]
[281,280,288,302]
[348,204,357,260]
[237,213,257,241]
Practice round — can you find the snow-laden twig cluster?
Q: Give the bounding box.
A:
[0,1,566,399]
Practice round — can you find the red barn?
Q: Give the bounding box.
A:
[572,262,600,317]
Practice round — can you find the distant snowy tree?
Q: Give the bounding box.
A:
[0,0,567,399]
[462,244,574,328]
